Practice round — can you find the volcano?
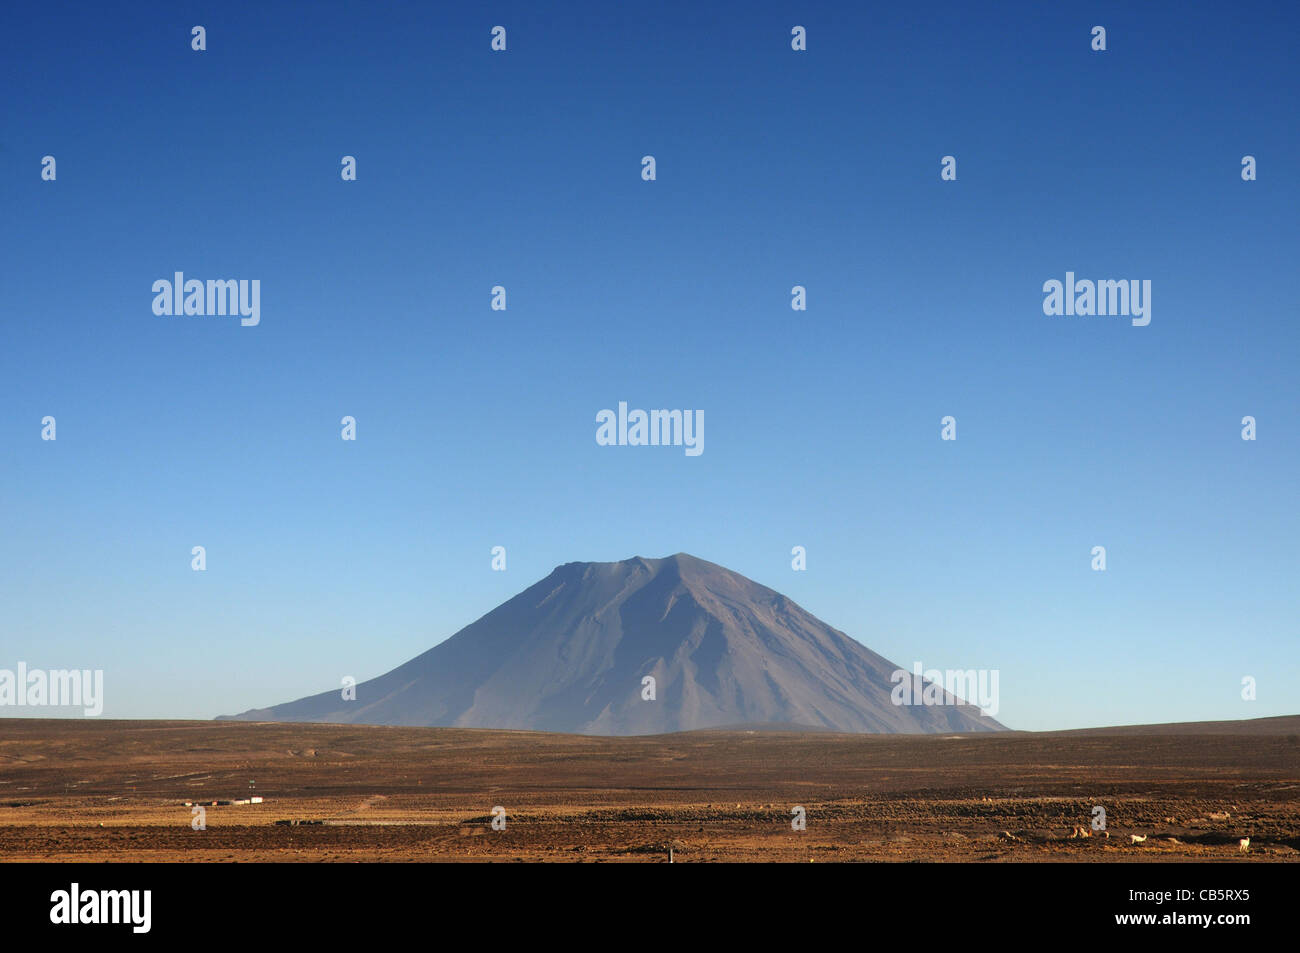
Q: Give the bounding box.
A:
[222,553,1005,734]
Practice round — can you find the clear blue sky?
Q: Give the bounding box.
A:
[2,1,1296,730]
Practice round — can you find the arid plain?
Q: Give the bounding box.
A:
[2,716,1297,862]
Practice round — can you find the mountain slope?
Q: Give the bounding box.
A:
[222,553,1005,734]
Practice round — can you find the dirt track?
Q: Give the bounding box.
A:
[1,718,1297,862]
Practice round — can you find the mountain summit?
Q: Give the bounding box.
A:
[222,554,1005,734]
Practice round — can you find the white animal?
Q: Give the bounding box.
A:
[1239,837,1250,853]
[1130,834,1147,844]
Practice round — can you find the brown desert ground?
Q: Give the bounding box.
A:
[1,716,1298,862]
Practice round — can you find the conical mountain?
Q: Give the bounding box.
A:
[222,554,1005,734]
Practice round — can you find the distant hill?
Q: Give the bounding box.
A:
[1037,714,1300,736]
[221,553,1005,735]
